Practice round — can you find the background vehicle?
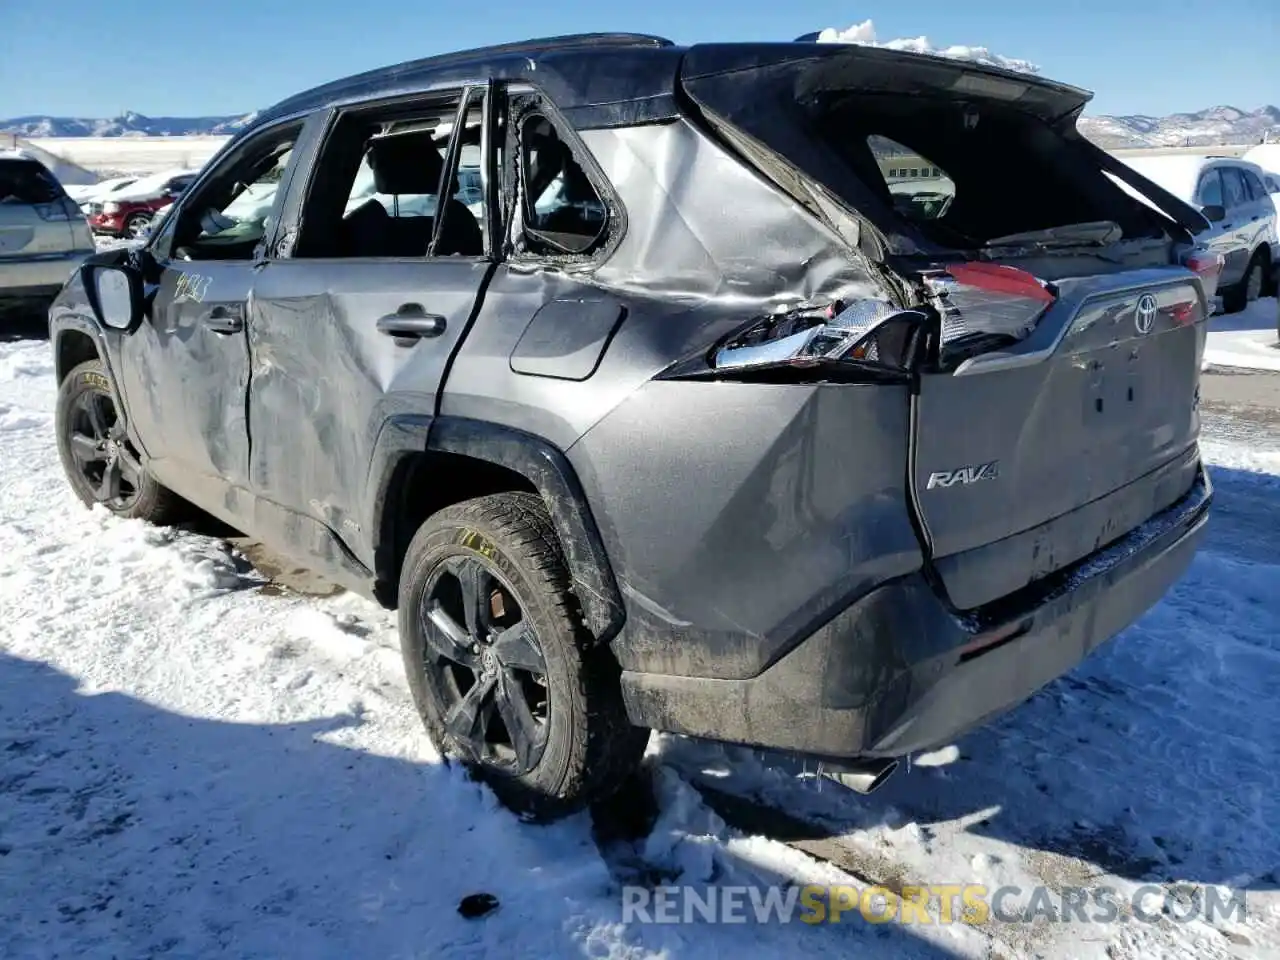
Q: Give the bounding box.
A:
[1121,155,1277,311]
[64,175,139,211]
[86,169,196,238]
[0,151,95,311]
[49,35,1212,819]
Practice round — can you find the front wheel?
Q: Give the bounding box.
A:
[123,212,152,239]
[55,360,185,523]
[398,492,648,820]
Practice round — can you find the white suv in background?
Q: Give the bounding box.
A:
[0,151,96,314]
[1121,155,1277,313]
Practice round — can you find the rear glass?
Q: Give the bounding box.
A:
[0,159,65,205]
[808,99,1161,248]
[870,136,953,222]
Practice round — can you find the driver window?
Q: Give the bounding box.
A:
[168,123,301,261]
[1220,167,1247,210]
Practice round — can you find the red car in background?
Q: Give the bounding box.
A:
[86,170,197,239]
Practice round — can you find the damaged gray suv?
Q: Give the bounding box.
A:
[48,34,1213,818]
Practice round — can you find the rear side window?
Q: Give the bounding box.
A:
[293,89,487,260]
[1241,168,1267,201]
[0,159,64,205]
[1221,167,1247,208]
[516,112,608,256]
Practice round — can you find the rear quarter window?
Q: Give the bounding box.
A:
[1241,169,1267,201]
[0,159,65,205]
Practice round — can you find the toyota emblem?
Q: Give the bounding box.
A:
[1134,293,1158,335]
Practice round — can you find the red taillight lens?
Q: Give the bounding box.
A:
[926,263,1056,361]
[1184,252,1224,298]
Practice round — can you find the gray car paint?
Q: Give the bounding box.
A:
[912,269,1206,608]
[46,37,1212,767]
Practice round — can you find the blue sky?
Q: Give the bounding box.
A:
[1,0,1276,119]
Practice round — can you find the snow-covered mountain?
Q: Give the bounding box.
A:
[1077,105,1280,149]
[0,110,258,138]
[3,103,1277,149]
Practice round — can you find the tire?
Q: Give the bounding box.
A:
[55,360,185,523]
[398,492,648,820]
[123,212,152,239]
[1222,250,1267,314]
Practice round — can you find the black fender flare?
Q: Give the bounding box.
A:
[365,414,626,643]
[49,311,127,408]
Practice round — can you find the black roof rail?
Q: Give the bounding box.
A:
[264,33,676,122]
[436,33,674,63]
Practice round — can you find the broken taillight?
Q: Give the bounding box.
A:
[925,263,1056,362]
[926,263,1054,345]
[712,298,924,373]
[1184,251,1224,299]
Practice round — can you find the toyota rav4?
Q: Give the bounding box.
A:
[48,34,1213,818]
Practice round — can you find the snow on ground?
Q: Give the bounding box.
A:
[27,136,228,178]
[1205,297,1280,372]
[0,333,1278,959]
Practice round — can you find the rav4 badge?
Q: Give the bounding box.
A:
[926,461,1001,490]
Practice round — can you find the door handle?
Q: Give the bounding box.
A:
[376,305,446,342]
[202,304,244,334]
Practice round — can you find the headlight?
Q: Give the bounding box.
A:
[102,202,121,214]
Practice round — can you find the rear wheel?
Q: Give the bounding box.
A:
[55,360,184,523]
[1223,250,1267,313]
[398,492,648,820]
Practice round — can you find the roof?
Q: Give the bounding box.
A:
[1121,154,1268,202]
[108,168,198,202]
[255,33,684,132]
[244,33,1094,139]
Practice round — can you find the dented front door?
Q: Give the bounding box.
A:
[118,260,253,494]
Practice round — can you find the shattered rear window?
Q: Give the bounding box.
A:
[0,159,64,205]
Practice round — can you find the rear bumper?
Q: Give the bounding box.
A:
[0,252,90,300]
[621,465,1211,759]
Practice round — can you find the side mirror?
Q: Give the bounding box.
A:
[1202,204,1226,223]
[87,265,143,333]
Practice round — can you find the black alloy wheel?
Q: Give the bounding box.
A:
[420,552,551,775]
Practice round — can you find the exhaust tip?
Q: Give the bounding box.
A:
[824,757,900,795]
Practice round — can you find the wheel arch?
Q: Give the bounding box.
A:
[368,415,626,643]
[54,324,104,384]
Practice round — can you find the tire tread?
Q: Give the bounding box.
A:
[400,492,647,818]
